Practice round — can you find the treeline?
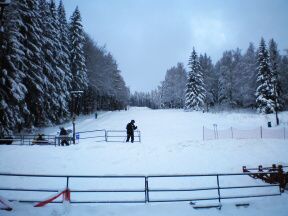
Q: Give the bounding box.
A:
[0,0,128,137]
[130,39,288,113]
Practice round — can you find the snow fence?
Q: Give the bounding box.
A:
[0,172,282,205]
[203,126,287,140]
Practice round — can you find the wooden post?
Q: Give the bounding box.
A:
[260,126,262,139]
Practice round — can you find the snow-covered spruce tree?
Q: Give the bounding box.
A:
[38,0,69,124]
[256,38,274,114]
[69,7,88,92]
[218,49,242,108]
[185,48,206,111]
[161,63,187,108]
[48,0,71,122]
[199,53,217,109]
[279,53,288,109]
[15,0,50,127]
[0,0,29,136]
[268,39,283,111]
[58,0,73,91]
[238,43,257,107]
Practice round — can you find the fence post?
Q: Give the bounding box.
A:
[139,131,141,143]
[145,177,149,203]
[284,128,286,140]
[260,126,262,139]
[105,130,107,142]
[216,175,221,204]
[231,127,233,139]
[203,126,204,141]
[213,124,218,139]
[66,176,70,189]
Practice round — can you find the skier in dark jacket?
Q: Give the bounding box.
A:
[60,127,69,146]
[126,120,137,143]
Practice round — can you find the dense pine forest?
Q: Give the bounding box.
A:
[0,0,129,137]
[130,40,288,112]
[1,1,287,137]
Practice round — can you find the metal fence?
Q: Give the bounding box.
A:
[203,126,287,140]
[0,130,141,146]
[0,135,60,146]
[76,129,107,142]
[0,172,282,205]
[106,130,141,142]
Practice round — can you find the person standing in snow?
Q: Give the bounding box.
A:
[126,120,137,143]
[59,127,69,146]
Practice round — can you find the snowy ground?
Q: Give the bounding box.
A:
[0,107,288,215]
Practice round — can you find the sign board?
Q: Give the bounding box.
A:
[76,133,80,140]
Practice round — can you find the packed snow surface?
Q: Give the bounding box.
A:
[0,107,287,216]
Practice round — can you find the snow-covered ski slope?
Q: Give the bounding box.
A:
[1,107,287,175]
[0,107,288,216]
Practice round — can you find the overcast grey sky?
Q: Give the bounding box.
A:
[62,0,288,92]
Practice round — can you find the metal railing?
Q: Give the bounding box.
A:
[106,130,141,142]
[147,173,282,203]
[0,129,142,146]
[0,172,282,205]
[0,135,58,146]
[76,129,107,142]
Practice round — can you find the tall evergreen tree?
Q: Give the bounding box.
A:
[38,0,68,123]
[161,63,187,108]
[268,39,282,111]
[69,7,88,92]
[49,0,71,121]
[199,53,217,109]
[185,48,206,111]
[16,0,48,127]
[279,54,288,109]
[218,51,233,106]
[256,38,274,113]
[237,43,257,107]
[0,0,28,136]
[58,0,72,90]
[218,49,242,107]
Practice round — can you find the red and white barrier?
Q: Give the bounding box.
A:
[203,126,286,140]
[34,188,70,207]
